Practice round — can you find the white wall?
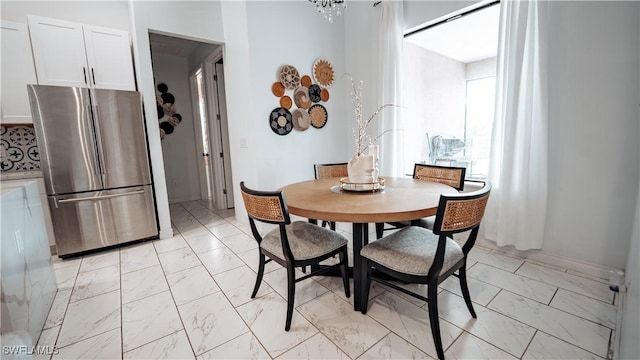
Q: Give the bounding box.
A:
[344,0,383,157]
[188,44,220,73]
[1,1,130,29]
[244,1,348,190]
[545,1,639,270]
[618,188,639,359]
[129,0,224,238]
[219,0,257,223]
[152,53,201,204]
[466,57,496,81]
[615,5,639,356]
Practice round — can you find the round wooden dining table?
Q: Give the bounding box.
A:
[280,177,457,311]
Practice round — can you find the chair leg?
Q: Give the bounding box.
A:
[339,249,350,298]
[285,265,296,331]
[459,266,477,318]
[330,221,336,231]
[427,281,445,360]
[360,258,371,314]
[321,220,328,228]
[251,253,266,298]
[375,223,384,239]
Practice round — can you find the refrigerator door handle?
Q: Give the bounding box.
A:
[86,104,102,178]
[57,189,145,203]
[91,103,107,176]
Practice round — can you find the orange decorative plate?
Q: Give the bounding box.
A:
[313,58,335,87]
[272,82,285,97]
[300,75,312,88]
[280,96,292,109]
[320,88,330,102]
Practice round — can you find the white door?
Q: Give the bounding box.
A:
[83,25,136,90]
[28,15,89,88]
[189,66,215,201]
[213,62,234,208]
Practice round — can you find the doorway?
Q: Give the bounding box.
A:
[190,57,234,209]
[149,32,234,210]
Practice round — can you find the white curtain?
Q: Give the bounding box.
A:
[483,0,549,250]
[377,0,404,177]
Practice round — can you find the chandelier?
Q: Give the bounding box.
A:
[309,0,346,23]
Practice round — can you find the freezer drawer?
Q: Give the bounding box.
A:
[49,185,157,257]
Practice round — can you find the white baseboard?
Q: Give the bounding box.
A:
[168,194,201,204]
[613,290,625,360]
[474,236,618,280]
[159,227,174,239]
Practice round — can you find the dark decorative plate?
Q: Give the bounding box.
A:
[269,107,293,135]
[308,104,328,129]
[309,84,322,103]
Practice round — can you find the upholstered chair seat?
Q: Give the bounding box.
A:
[361,226,463,276]
[240,181,350,331]
[361,182,491,360]
[262,221,347,261]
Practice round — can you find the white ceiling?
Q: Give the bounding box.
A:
[149,33,210,58]
[405,4,500,64]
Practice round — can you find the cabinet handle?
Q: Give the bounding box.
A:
[83,67,88,85]
[91,68,96,85]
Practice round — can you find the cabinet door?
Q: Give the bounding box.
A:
[1,21,38,124]
[27,15,89,88]
[83,25,136,91]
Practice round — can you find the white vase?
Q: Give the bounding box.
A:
[368,145,379,180]
[348,154,375,183]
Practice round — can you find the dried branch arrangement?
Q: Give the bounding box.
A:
[344,73,399,156]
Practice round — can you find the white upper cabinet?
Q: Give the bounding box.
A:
[82,25,136,90]
[1,21,38,124]
[28,15,136,91]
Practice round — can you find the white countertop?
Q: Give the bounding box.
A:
[0,171,43,181]
[0,179,37,196]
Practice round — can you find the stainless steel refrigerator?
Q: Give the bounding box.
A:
[27,85,158,257]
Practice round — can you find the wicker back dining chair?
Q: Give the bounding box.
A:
[240,182,350,331]
[313,162,348,230]
[375,163,467,239]
[360,182,491,360]
[413,163,466,191]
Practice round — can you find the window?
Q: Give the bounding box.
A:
[464,76,495,178]
[403,1,499,179]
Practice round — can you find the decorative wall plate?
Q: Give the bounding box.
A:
[269,107,293,135]
[279,65,300,90]
[300,75,312,88]
[280,96,292,109]
[162,103,176,116]
[313,58,335,87]
[308,104,328,128]
[292,108,310,131]
[272,82,285,97]
[309,84,322,103]
[320,88,330,102]
[293,87,312,109]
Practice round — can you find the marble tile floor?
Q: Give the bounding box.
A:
[39,199,618,359]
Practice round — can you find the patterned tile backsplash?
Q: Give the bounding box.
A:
[0,125,40,172]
